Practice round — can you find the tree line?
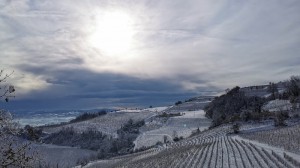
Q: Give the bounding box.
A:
[204,76,300,127]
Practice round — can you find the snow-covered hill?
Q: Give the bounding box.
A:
[43,110,155,136]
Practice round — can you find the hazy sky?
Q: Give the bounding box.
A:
[1,0,300,111]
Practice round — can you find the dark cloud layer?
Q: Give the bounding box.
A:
[3,68,215,111]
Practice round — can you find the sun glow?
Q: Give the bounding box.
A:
[89,10,135,56]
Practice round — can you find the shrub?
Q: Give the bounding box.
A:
[190,128,201,137]
[228,114,241,123]
[292,114,299,119]
[173,137,180,142]
[274,111,289,127]
[268,82,278,100]
[158,112,181,118]
[163,135,168,143]
[175,101,182,106]
[232,123,240,134]
[21,125,43,141]
[240,110,252,121]
[43,127,108,150]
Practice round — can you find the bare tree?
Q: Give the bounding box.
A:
[172,130,178,139]
[0,110,38,168]
[232,122,240,134]
[163,135,168,143]
[0,70,15,102]
[268,82,278,100]
[0,70,37,167]
[286,76,300,109]
[274,109,289,127]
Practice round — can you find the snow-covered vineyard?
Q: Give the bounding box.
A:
[43,110,155,135]
[83,124,300,168]
[241,124,300,154]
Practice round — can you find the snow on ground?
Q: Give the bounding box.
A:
[165,102,209,113]
[32,143,96,168]
[179,110,208,119]
[233,135,300,162]
[43,110,155,135]
[240,85,270,97]
[134,110,211,150]
[239,120,275,133]
[115,106,170,113]
[145,106,170,112]
[117,109,144,113]
[240,123,300,154]
[263,99,292,112]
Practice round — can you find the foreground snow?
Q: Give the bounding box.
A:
[32,143,96,167]
[145,106,171,112]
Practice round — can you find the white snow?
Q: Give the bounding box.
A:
[43,111,155,135]
[233,135,300,162]
[134,110,211,150]
[263,99,292,112]
[145,106,170,112]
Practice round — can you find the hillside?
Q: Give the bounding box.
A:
[29,98,213,166]
[82,123,300,168]
[74,77,300,168]
[42,110,155,136]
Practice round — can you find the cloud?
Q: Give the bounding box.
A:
[3,68,215,110]
[1,0,300,110]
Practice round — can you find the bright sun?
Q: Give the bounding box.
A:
[89,10,135,56]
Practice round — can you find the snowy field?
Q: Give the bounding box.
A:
[84,123,300,168]
[145,106,170,112]
[134,110,211,150]
[263,99,293,112]
[165,102,209,113]
[118,106,170,113]
[43,110,155,135]
[32,143,96,168]
[241,124,300,154]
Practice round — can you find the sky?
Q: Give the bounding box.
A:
[1,0,300,111]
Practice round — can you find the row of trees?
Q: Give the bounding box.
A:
[205,76,300,127]
[204,86,267,127]
[267,76,300,104]
[286,76,300,105]
[69,111,107,123]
